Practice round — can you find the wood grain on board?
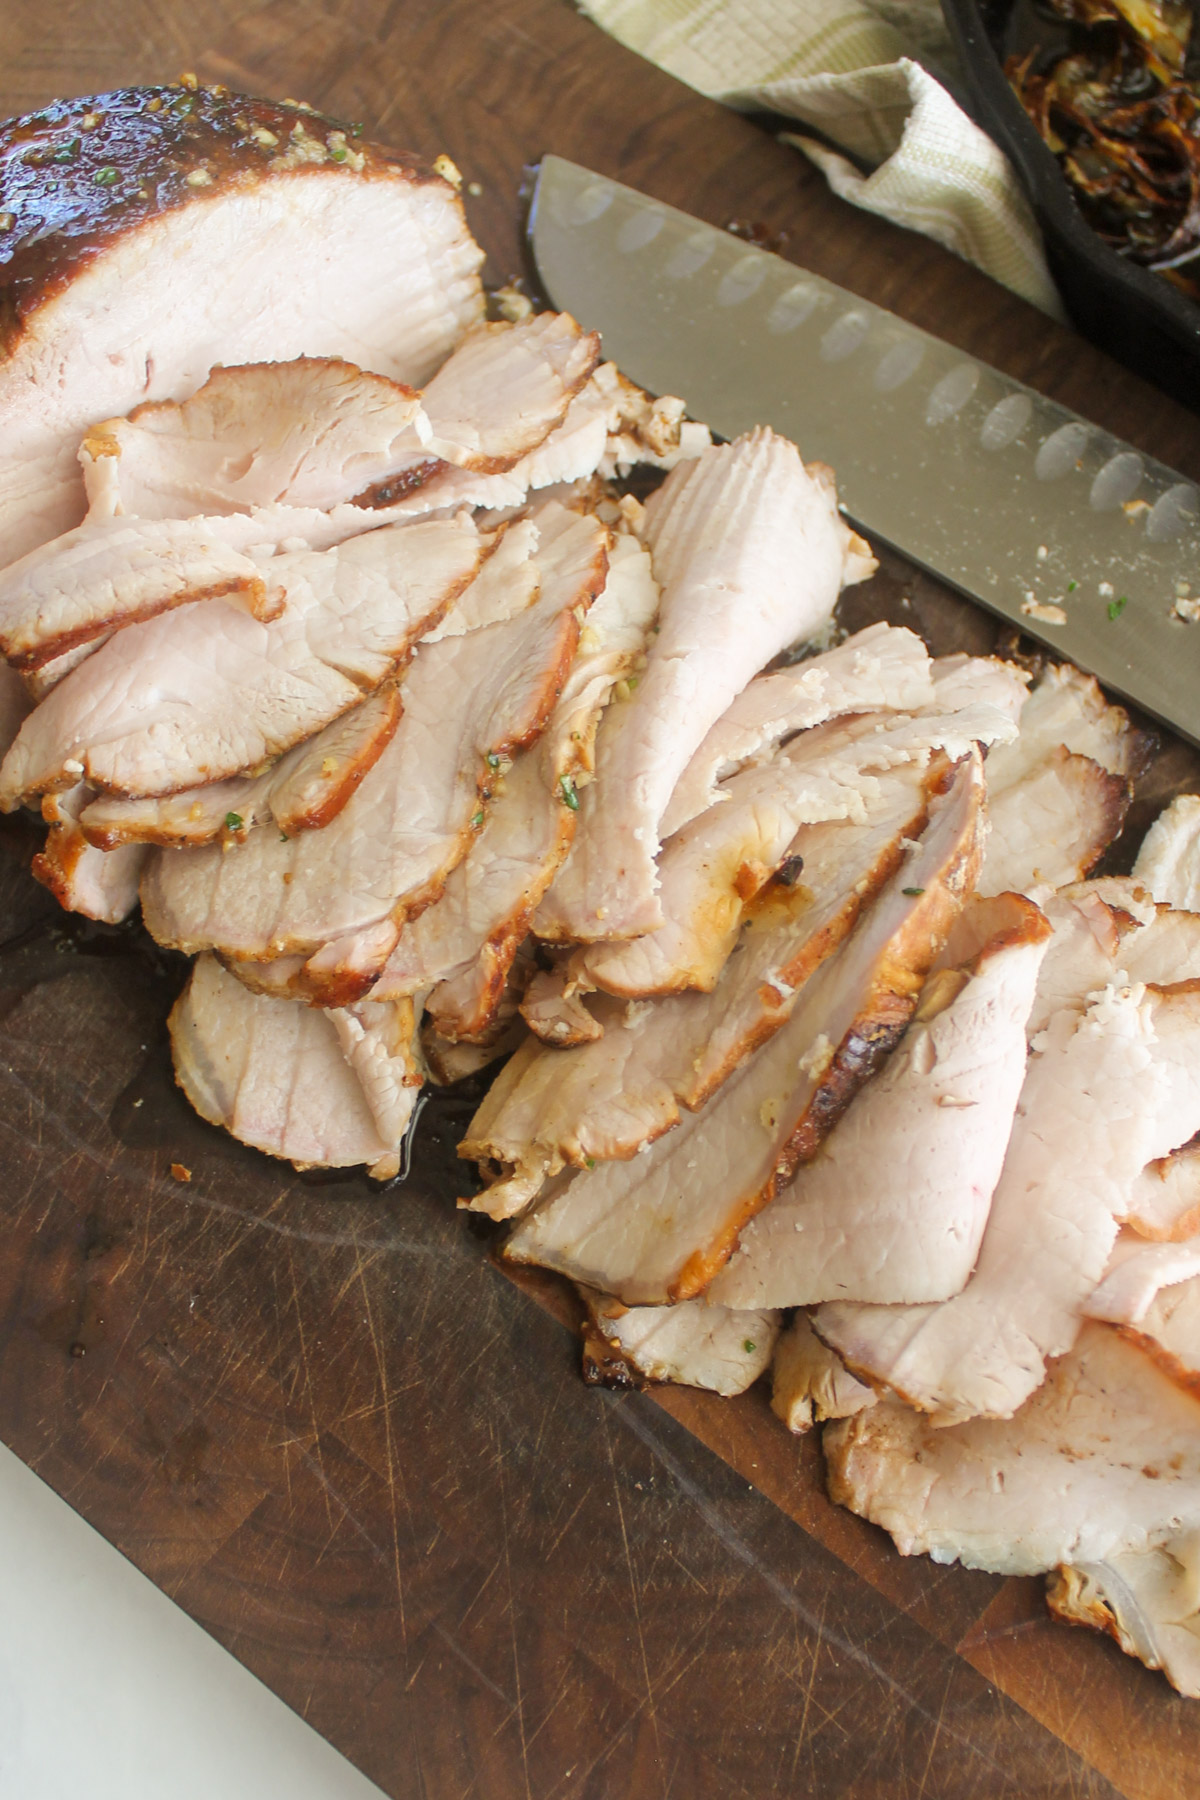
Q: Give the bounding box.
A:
[0,2,1199,1796]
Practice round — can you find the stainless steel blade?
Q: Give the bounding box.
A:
[530,154,1200,743]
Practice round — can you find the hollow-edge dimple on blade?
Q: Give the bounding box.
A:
[530,154,1200,744]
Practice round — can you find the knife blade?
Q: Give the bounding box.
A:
[529,154,1200,744]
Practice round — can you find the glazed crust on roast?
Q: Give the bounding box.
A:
[0,81,456,350]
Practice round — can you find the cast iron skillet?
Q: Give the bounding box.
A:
[940,0,1200,411]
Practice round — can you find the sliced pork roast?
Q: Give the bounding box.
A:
[142,507,605,996]
[1022,879,1155,1035]
[0,515,483,806]
[502,755,983,1302]
[0,513,277,670]
[80,680,402,849]
[421,946,534,1086]
[1048,1546,1200,1701]
[33,782,148,922]
[826,1321,1200,1574]
[82,313,598,520]
[1084,1230,1200,1324]
[816,979,1200,1424]
[0,495,450,688]
[978,661,1145,896]
[1117,1274,1200,1396]
[1123,1142,1200,1241]
[81,358,424,518]
[659,621,935,837]
[39,432,555,702]
[981,749,1130,896]
[419,516,541,639]
[988,660,1146,782]
[8,118,1193,1703]
[170,952,421,1177]
[535,429,876,943]
[580,1290,779,1395]
[519,964,606,1048]
[391,314,598,481]
[77,517,539,854]
[466,760,936,1216]
[0,84,485,567]
[380,526,659,1041]
[826,1321,1200,1696]
[1135,793,1200,909]
[1025,881,1200,1041]
[328,997,426,1171]
[709,893,1052,1310]
[566,658,1024,1001]
[771,1314,877,1434]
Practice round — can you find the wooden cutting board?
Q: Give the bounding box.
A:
[2,3,1200,1795]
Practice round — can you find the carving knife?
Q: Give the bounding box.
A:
[529,154,1200,744]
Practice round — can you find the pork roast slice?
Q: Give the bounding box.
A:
[217,505,620,1015]
[169,952,419,1177]
[1118,1275,1200,1396]
[535,428,876,944]
[0,499,399,688]
[1122,1142,1200,1242]
[568,661,1024,1000]
[834,1317,1200,1680]
[83,313,598,521]
[502,755,983,1303]
[978,747,1131,897]
[519,964,606,1047]
[345,376,622,527]
[1022,885,1200,1042]
[973,657,1148,896]
[1134,793,1200,910]
[0,514,483,805]
[79,680,402,849]
[82,358,426,520]
[463,761,933,1219]
[815,979,1200,1424]
[824,1320,1200,1575]
[33,782,148,922]
[1048,1547,1200,1701]
[1022,880,1153,1037]
[0,513,274,669]
[709,893,1052,1311]
[982,659,1149,789]
[142,509,602,980]
[383,312,599,480]
[419,516,541,639]
[1084,1229,1200,1324]
[831,1316,1200,1697]
[659,622,934,838]
[91,519,542,852]
[580,1290,779,1396]
[770,1314,877,1434]
[327,996,425,1176]
[0,83,485,567]
[381,527,658,1041]
[1119,905,1200,983]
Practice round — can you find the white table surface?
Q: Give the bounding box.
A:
[0,1439,388,1800]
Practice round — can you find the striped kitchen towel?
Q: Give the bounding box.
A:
[579,0,1064,316]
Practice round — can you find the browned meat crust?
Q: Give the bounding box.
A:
[1116,1322,1200,1402]
[0,80,456,352]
